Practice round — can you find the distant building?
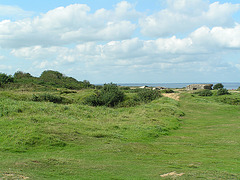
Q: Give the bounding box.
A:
[186,84,213,90]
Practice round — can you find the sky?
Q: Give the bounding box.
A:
[0,0,240,84]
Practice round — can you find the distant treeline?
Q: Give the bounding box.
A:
[0,70,95,90]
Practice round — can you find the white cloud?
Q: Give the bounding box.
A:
[0,3,138,48]
[0,5,33,20]
[114,1,141,20]
[190,24,240,49]
[10,22,240,77]
[8,36,209,70]
[139,0,240,37]
[11,46,69,60]
[60,21,135,42]
[167,0,209,15]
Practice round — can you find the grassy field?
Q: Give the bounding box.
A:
[0,89,240,179]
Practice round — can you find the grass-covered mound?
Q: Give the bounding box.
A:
[0,89,183,153]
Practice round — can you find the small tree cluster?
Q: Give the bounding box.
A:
[213,83,224,90]
[213,83,230,96]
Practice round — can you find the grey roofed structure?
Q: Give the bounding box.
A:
[186,84,213,90]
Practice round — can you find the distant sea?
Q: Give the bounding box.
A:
[116,82,240,90]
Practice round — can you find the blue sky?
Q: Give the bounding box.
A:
[0,0,240,83]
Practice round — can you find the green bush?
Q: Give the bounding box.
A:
[84,93,101,106]
[213,83,224,90]
[0,73,14,87]
[85,83,124,107]
[117,95,141,107]
[198,89,213,96]
[137,89,162,102]
[216,88,230,96]
[161,89,175,93]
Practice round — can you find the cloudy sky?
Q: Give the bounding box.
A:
[0,0,240,83]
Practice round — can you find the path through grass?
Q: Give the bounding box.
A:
[155,93,240,179]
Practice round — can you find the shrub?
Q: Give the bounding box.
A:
[213,83,224,90]
[216,88,230,96]
[198,89,213,96]
[84,93,101,106]
[137,89,162,102]
[117,95,141,107]
[161,89,175,93]
[85,83,124,107]
[0,73,14,87]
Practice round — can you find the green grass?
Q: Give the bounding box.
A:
[0,90,240,179]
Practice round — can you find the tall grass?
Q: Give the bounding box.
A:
[0,89,240,179]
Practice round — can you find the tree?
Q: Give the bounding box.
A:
[213,83,224,90]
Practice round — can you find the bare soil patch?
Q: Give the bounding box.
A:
[160,171,185,177]
[162,93,180,101]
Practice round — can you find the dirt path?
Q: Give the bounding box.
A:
[162,93,180,101]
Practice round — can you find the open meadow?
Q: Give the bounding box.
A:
[0,72,240,179]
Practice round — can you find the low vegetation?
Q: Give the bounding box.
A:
[216,88,230,95]
[161,89,175,93]
[0,72,240,179]
[196,89,213,96]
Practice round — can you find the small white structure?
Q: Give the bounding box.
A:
[139,86,148,89]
